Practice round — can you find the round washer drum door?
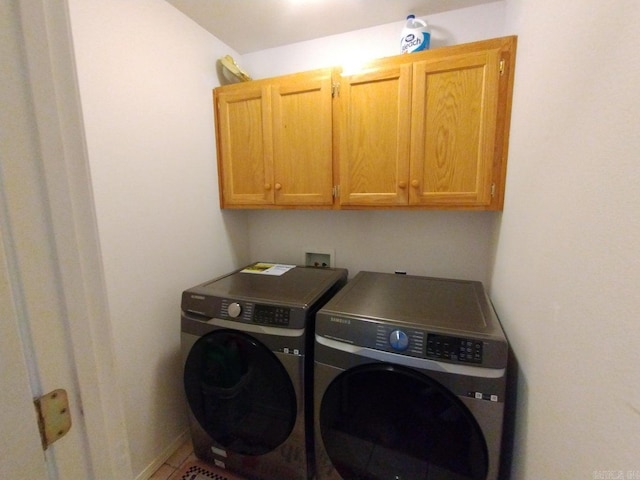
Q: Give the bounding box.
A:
[184,329,297,456]
[319,363,489,480]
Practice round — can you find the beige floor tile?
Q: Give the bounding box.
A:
[165,438,193,468]
[148,463,175,480]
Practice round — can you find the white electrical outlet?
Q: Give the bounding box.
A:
[303,248,335,268]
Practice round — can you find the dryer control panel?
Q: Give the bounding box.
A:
[426,333,483,364]
[316,315,507,369]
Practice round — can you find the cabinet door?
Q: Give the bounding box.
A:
[409,48,501,206]
[338,64,412,206]
[215,84,274,206]
[272,69,334,206]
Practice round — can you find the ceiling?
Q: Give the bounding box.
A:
[165,0,497,54]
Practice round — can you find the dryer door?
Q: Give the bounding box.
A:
[319,363,488,480]
[184,329,296,456]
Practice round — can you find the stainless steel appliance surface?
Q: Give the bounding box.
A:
[182,263,348,480]
[314,271,509,480]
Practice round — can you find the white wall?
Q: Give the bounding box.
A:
[67,1,250,477]
[241,1,506,284]
[248,210,498,282]
[493,0,640,477]
[242,1,506,77]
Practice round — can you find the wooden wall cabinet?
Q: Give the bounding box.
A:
[337,62,413,206]
[338,36,516,210]
[213,36,516,210]
[215,68,335,208]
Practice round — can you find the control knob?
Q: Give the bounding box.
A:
[227,302,242,318]
[389,330,409,351]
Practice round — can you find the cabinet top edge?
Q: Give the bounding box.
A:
[213,35,517,92]
[214,67,335,92]
[355,35,517,71]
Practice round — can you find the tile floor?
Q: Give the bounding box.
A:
[148,438,194,480]
[149,438,247,480]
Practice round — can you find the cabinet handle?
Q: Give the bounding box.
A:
[398,181,407,189]
[411,180,419,188]
[264,183,271,191]
[274,183,282,191]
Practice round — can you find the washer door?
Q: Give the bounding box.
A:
[319,363,488,480]
[184,329,296,456]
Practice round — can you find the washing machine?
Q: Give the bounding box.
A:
[182,263,347,480]
[313,271,509,480]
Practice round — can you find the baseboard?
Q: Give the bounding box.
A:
[135,429,190,480]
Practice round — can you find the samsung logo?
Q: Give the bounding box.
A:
[330,316,350,325]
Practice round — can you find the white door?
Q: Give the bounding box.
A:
[0,0,132,478]
[0,237,49,479]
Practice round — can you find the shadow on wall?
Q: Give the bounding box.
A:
[220,210,251,268]
[499,345,521,480]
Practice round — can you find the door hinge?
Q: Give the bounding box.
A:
[34,389,72,450]
[331,82,340,98]
[332,185,340,197]
[499,59,505,76]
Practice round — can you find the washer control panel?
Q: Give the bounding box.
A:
[221,299,253,322]
[426,333,483,364]
[253,304,291,326]
[227,302,242,318]
[219,299,291,326]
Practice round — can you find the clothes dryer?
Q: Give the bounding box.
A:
[182,263,347,480]
[314,271,509,480]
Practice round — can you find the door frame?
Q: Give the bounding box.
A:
[5,0,132,477]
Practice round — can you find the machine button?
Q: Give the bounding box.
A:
[228,302,242,318]
[389,330,409,351]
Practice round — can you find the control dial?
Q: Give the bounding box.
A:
[389,330,409,351]
[227,302,242,318]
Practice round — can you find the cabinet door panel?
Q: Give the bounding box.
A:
[216,86,274,206]
[410,50,500,206]
[272,70,334,206]
[339,65,412,205]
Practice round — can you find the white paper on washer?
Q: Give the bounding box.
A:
[241,263,296,276]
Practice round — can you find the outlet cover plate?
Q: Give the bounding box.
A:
[303,248,335,268]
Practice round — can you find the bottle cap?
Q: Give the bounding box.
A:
[406,14,415,20]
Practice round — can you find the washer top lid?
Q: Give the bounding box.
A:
[185,263,348,307]
[319,271,504,337]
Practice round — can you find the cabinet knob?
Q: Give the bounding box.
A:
[411,180,420,188]
[398,181,407,189]
[264,183,271,191]
[274,183,282,191]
